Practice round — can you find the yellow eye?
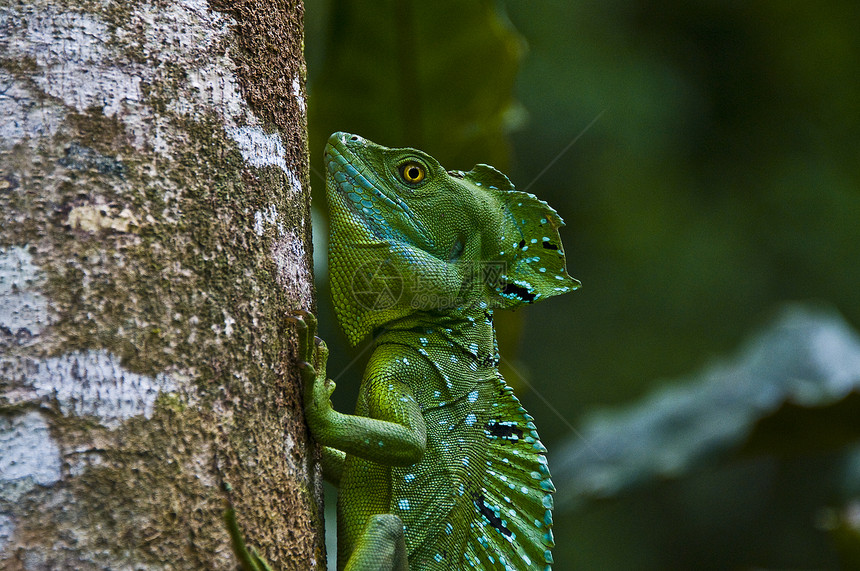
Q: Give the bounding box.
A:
[399,161,426,184]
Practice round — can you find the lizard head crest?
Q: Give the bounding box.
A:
[325,132,579,345]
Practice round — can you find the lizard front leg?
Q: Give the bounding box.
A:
[289,310,426,467]
[289,311,421,570]
[288,310,347,484]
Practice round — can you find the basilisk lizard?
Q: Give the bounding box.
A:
[295,132,579,570]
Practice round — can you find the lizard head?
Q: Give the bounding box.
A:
[325,132,579,345]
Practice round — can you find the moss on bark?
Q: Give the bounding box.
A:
[0,0,322,568]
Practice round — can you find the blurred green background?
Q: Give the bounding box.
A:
[303,1,860,568]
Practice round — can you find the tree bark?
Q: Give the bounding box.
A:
[0,0,323,568]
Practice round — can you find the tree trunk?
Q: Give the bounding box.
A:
[0,0,323,568]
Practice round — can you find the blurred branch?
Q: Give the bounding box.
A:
[552,304,860,510]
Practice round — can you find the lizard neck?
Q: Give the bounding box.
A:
[373,307,501,375]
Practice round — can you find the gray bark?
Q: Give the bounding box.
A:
[0,0,323,568]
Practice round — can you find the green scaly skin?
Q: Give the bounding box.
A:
[299,132,580,570]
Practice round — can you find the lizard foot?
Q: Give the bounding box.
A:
[287,310,334,426]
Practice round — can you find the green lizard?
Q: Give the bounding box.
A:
[295,132,579,570]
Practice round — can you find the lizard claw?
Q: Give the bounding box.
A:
[288,310,334,422]
[324,379,337,398]
[287,310,318,364]
[314,337,329,376]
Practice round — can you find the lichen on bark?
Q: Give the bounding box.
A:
[0,0,322,568]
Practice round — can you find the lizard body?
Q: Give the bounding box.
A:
[297,132,579,570]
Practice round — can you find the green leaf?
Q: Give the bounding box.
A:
[308,0,524,171]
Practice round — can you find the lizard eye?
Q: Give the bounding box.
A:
[398,161,426,185]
